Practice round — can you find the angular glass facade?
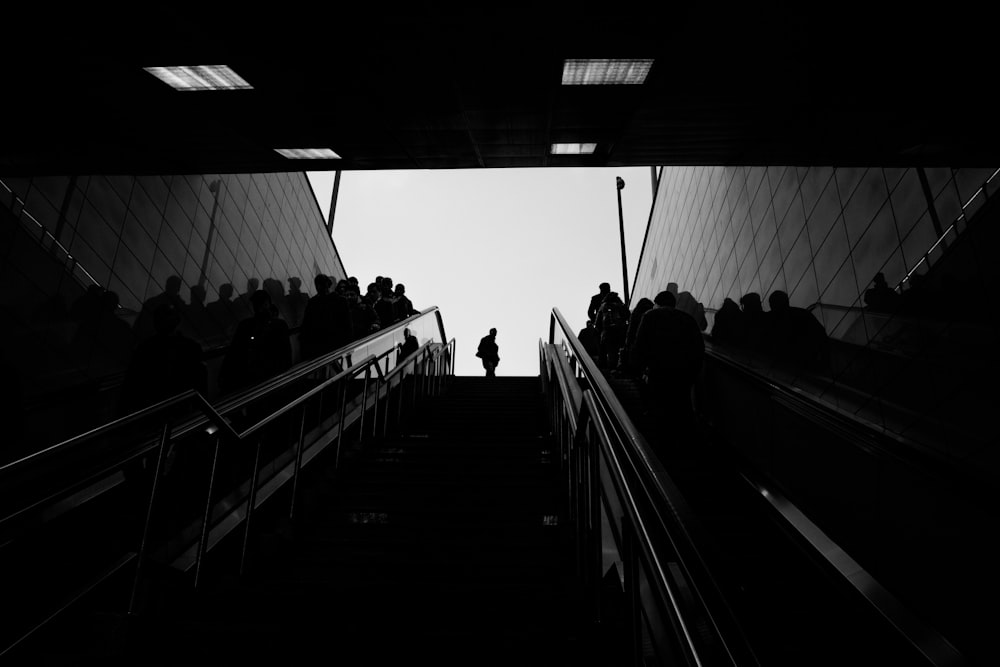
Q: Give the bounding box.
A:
[631,165,997,455]
[0,171,346,460]
[633,166,995,322]
[2,172,344,319]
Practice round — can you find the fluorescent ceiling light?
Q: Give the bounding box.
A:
[144,65,253,91]
[274,148,341,159]
[561,59,654,85]
[550,143,597,155]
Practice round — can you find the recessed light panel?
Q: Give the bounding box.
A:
[144,65,253,91]
[561,59,654,85]
[550,143,597,155]
[274,148,341,159]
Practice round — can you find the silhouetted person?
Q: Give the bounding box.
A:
[596,292,629,369]
[710,297,746,347]
[301,275,333,360]
[864,272,901,313]
[588,282,612,329]
[133,275,185,340]
[668,282,708,332]
[206,283,238,341]
[120,302,206,415]
[374,287,397,327]
[232,277,260,323]
[347,288,380,340]
[398,328,419,360]
[766,290,828,370]
[622,297,654,376]
[285,277,310,327]
[577,320,601,365]
[393,284,417,322]
[300,275,354,361]
[477,328,500,377]
[363,282,382,308]
[75,290,135,369]
[633,290,705,448]
[219,290,292,394]
[263,278,288,322]
[181,284,213,343]
[740,292,769,353]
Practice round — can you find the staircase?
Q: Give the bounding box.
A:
[126,376,595,665]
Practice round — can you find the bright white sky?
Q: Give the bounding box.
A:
[307,168,654,377]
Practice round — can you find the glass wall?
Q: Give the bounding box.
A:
[630,165,998,463]
[0,171,346,461]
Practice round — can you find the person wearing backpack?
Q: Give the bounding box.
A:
[597,292,629,370]
[476,328,500,377]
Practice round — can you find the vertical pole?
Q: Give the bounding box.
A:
[197,179,221,288]
[616,176,630,306]
[195,434,222,590]
[335,377,348,468]
[359,367,370,446]
[128,421,172,615]
[239,438,264,577]
[289,405,308,521]
[326,170,341,236]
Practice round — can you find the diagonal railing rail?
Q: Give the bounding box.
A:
[0,307,454,659]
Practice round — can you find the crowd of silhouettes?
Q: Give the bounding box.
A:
[710,289,828,369]
[116,273,421,411]
[581,280,836,453]
[583,281,709,378]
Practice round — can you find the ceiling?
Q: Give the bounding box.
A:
[3,6,997,176]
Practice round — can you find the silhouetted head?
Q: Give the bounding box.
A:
[153,303,181,335]
[873,272,887,288]
[395,284,406,295]
[403,328,411,338]
[634,297,654,317]
[382,277,394,291]
[768,290,790,311]
[219,283,234,300]
[605,292,622,305]
[489,328,497,337]
[349,276,359,286]
[314,274,332,293]
[190,284,206,305]
[586,319,595,329]
[666,282,679,296]
[740,293,762,313]
[264,278,284,298]
[599,282,610,294]
[246,277,259,293]
[165,275,182,295]
[721,297,740,312]
[250,290,272,316]
[366,282,380,298]
[288,277,302,293]
[653,291,676,308]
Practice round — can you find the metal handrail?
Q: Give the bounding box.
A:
[0,310,454,659]
[547,308,967,665]
[545,308,752,665]
[1,307,443,474]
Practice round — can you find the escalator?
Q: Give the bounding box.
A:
[545,308,973,666]
[1,304,983,665]
[0,307,454,662]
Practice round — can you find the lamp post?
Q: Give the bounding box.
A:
[616,176,630,306]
